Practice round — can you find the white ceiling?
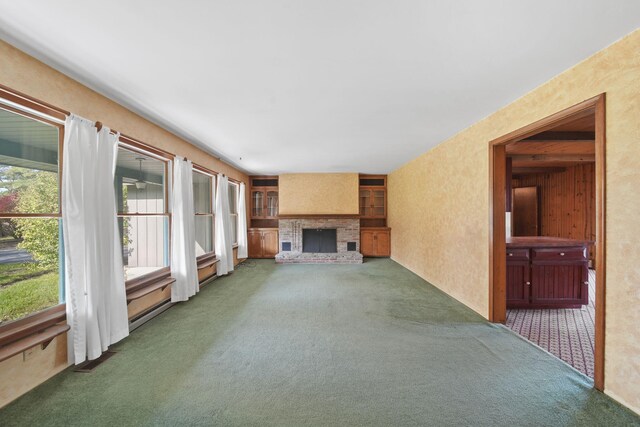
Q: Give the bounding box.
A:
[0,1,638,175]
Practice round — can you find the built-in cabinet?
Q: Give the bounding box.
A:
[506,237,590,309]
[248,228,279,258]
[360,227,390,257]
[248,176,279,258]
[359,175,390,257]
[359,188,386,218]
[251,189,278,219]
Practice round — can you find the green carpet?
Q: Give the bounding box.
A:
[1,259,638,426]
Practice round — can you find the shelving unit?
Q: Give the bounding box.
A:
[359,174,390,257]
[248,176,279,258]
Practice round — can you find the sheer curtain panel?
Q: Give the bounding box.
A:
[237,182,248,259]
[62,116,129,365]
[171,156,199,301]
[215,175,234,275]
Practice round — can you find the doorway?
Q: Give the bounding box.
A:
[512,187,539,236]
[489,94,606,390]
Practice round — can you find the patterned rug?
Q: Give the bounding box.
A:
[506,269,596,378]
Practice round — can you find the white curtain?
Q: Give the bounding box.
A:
[171,156,199,302]
[215,175,234,276]
[62,115,129,365]
[237,182,248,259]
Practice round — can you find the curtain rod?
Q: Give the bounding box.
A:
[0,84,70,121]
[1,84,243,184]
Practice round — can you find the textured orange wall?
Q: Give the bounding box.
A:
[279,173,359,215]
[389,29,640,412]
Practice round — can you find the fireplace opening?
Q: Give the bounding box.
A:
[302,229,337,253]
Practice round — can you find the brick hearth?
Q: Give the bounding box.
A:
[275,218,363,264]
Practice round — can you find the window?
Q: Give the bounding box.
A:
[114,145,169,281]
[0,104,63,324]
[193,169,214,257]
[228,182,238,245]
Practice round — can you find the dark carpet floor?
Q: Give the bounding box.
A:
[0,259,638,426]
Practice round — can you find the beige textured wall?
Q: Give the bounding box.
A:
[388,29,640,412]
[279,173,359,215]
[0,41,249,408]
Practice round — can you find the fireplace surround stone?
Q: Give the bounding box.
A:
[275,217,363,264]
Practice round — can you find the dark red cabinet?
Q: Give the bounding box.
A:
[530,264,588,307]
[506,238,590,309]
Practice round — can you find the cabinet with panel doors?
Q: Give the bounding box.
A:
[248,228,279,258]
[248,176,279,258]
[359,175,390,257]
[360,227,390,257]
[506,237,591,309]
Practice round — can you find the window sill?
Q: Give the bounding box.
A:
[197,253,219,269]
[0,304,66,349]
[125,267,171,294]
[126,276,175,304]
[0,323,69,363]
[196,252,217,268]
[0,269,178,354]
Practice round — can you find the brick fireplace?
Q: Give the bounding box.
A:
[275,217,363,264]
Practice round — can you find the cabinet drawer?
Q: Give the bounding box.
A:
[506,248,529,261]
[532,247,586,261]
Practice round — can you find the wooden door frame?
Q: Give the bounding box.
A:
[488,94,606,391]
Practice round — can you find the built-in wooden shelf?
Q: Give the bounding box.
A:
[126,277,175,304]
[0,323,70,363]
[0,305,65,346]
[197,254,220,269]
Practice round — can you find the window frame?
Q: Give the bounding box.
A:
[115,140,172,285]
[0,103,64,219]
[192,166,216,262]
[228,181,239,246]
[0,93,66,341]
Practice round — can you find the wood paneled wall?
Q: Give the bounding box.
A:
[512,164,596,261]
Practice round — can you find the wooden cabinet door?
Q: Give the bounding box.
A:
[359,189,372,217]
[359,188,386,219]
[251,190,265,218]
[372,190,386,218]
[506,262,530,307]
[262,230,279,258]
[531,264,586,307]
[248,230,263,258]
[375,230,390,256]
[360,230,375,256]
[265,191,278,218]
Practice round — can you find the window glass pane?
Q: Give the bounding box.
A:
[373,190,385,216]
[359,189,371,216]
[267,191,278,217]
[195,215,213,256]
[230,214,238,245]
[228,183,237,214]
[193,171,211,214]
[115,148,166,214]
[0,218,61,324]
[118,216,169,281]
[0,107,59,214]
[251,191,263,217]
